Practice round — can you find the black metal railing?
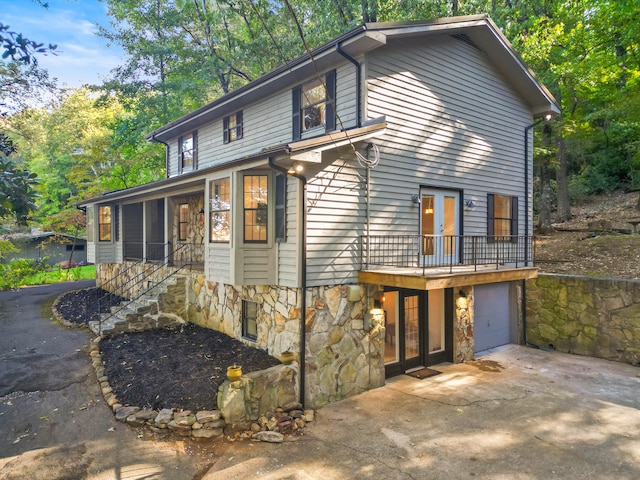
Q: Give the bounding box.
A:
[361,235,534,274]
[93,242,203,335]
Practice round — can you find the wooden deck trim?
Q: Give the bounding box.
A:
[358,267,538,289]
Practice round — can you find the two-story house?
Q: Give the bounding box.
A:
[80,15,559,408]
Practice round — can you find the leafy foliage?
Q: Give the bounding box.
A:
[0,155,38,224]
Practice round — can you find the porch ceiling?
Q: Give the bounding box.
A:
[358,266,538,290]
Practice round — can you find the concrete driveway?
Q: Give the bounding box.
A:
[205,345,640,479]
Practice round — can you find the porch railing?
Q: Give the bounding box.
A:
[123,241,203,268]
[361,235,534,275]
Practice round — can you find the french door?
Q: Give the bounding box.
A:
[420,189,460,266]
[383,288,453,377]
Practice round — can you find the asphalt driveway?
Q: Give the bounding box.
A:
[0,282,219,480]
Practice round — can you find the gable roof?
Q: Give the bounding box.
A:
[146,14,559,144]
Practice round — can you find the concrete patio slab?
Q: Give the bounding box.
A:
[204,344,640,479]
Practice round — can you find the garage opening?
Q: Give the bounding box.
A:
[473,282,516,353]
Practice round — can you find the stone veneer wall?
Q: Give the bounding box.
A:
[526,274,640,365]
[172,194,205,264]
[187,278,386,409]
[454,286,475,363]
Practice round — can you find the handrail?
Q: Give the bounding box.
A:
[361,235,534,275]
[95,242,200,335]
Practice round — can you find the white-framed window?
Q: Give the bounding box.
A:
[243,174,268,243]
[98,205,112,242]
[210,177,230,242]
[179,131,197,172]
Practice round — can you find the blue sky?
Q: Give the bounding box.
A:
[0,0,123,87]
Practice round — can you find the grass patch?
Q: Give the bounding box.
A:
[20,265,96,286]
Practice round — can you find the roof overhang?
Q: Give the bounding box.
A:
[79,122,386,207]
[146,15,559,144]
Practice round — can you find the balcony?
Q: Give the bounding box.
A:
[359,235,538,290]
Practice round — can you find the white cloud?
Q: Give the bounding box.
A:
[0,0,124,88]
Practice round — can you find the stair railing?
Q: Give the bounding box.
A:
[95,242,196,335]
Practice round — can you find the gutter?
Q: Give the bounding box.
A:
[268,157,308,408]
[336,43,361,127]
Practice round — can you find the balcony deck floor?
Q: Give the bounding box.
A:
[359,264,538,290]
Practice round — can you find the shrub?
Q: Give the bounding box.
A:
[0,257,50,291]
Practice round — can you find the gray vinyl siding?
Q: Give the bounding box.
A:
[305,160,365,287]
[207,244,231,283]
[241,248,276,285]
[335,58,359,129]
[278,178,299,287]
[166,63,358,177]
[365,35,532,237]
[95,242,116,264]
[87,241,96,264]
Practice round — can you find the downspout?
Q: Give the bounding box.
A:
[151,134,170,179]
[523,119,548,351]
[268,157,308,408]
[336,43,361,128]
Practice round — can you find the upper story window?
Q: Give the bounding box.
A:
[178,203,189,241]
[302,79,326,131]
[98,205,112,242]
[210,177,230,242]
[292,70,336,140]
[488,194,518,242]
[243,175,268,243]
[179,131,197,173]
[223,111,243,143]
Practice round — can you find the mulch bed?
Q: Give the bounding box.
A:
[55,287,125,324]
[56,288,281,411]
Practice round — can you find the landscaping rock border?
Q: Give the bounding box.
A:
[54,288,315,442]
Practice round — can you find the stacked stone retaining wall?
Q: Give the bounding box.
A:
[526,274,640,365]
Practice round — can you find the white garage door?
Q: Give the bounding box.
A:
[474,283,513,353]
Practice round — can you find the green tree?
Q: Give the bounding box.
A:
[0,152,38,225]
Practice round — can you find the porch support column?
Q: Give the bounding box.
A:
[164,197,170,261]
[142,200,148,262]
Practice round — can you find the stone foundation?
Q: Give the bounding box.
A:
[97,263,387,408]
[454,286,475,362]
[526,274,640,365]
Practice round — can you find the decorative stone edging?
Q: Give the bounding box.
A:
[54,288,316,441]
[88,336,315,441]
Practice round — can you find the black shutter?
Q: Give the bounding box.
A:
[178,135,183,173]
[275,173,287,242]
[487,193,495,243]
[325,69,337,131]
[292,86,301,140]
[223,117,230,144]
[192,131,198,169]
[510,196,519,243]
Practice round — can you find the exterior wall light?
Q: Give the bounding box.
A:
[411,194,420,205]
[465,200,476,209]
[288,163,304,174]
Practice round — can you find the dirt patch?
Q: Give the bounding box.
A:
[535,191,640,279]
[99,324,280,411]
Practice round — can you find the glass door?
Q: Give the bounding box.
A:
[383,290,424,376]
[421,189,460,266]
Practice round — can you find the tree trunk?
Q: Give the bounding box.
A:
[538,167,553,234]
[556,135,571,221]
